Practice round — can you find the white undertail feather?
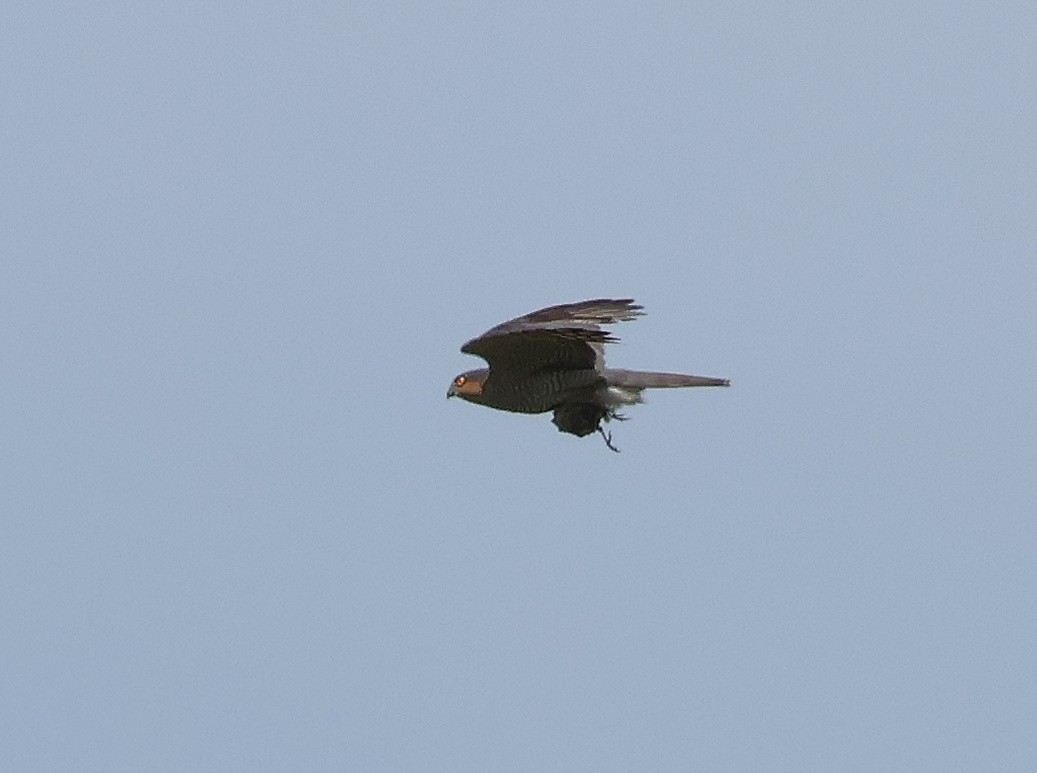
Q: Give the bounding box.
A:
[605,385,644,405]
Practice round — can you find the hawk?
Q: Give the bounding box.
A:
[447,298,729,451]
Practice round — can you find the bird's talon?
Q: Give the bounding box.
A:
[598,426,621,453]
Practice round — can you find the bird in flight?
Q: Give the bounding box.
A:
[447,298,729,451]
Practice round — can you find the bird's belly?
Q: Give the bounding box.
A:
[482,371,601,414]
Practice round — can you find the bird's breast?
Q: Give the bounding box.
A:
[480,369,603,414]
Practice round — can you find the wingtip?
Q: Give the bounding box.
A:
[598,298,644,319]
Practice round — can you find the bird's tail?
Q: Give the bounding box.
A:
[605,369,730,389]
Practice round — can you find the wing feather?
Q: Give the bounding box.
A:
[461,298,643,373]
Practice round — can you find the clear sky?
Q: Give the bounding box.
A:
[3,2,1036,770]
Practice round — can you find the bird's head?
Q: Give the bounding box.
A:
[447,369,489,402]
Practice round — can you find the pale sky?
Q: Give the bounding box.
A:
[3,2,1036,770]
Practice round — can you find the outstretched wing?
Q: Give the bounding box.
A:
[461,298,643,374]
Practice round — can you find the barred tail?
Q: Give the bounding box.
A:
[605,368,730,389]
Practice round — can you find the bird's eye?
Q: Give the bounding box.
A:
[455,375,466,387]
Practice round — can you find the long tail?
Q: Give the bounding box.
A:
[605,368,730,389]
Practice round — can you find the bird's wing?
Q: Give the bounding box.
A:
[461,298,643,373]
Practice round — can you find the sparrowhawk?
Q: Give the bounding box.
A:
[447,298,729,451]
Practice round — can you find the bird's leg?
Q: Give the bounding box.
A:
[598,425,621,453]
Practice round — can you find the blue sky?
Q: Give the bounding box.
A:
[3,2,1036,770]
